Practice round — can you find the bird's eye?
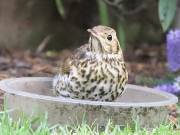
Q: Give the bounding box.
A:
[107,35,112,41]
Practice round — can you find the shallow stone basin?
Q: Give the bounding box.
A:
[0,77,178,128]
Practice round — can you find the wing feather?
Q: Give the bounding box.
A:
[59,44,89,75]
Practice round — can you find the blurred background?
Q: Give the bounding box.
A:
[0,0,169,49]
[0,0,180,97]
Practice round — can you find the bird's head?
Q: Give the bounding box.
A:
[87,25,122,55]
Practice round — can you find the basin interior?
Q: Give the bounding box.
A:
[4,78,171,103]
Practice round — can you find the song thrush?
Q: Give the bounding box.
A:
[53,25,128,101]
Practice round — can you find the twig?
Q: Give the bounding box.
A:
[36,35,51,54]
[104,0,147,16]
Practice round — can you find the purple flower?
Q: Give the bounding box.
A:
[155,83,180,94]
[166,29,180,72]
[155,76,180,94]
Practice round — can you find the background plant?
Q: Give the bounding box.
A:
[54,0,178,50]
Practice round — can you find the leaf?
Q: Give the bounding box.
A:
[117,22,126,50]
[55,0,66,19]
[97,0,109,25]
[158,0,177,32]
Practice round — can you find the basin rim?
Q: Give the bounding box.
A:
[0,77,178,107]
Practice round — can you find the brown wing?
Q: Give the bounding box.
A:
[59,44,89,75]
[72,43,90,59]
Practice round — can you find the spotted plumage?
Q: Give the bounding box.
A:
[53,25,128,101]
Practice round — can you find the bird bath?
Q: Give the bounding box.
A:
[0,77,178,128]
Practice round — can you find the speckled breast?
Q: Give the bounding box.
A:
[67,58,128,101]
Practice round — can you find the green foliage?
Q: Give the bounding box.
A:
[117,22,126,50]
[0,112,50,135]
[135,73,177,87]
[97,0,109,25]
[0,111,180,134]
[158,0,177,32]
[55,0,65,19]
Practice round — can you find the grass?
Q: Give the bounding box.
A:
[0,112,180,135]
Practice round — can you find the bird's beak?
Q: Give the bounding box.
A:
[87,28,98,37]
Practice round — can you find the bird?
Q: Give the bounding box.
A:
[52,25,128,101]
